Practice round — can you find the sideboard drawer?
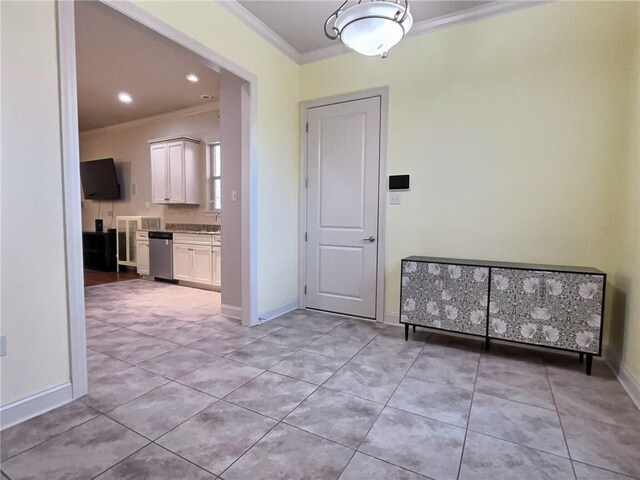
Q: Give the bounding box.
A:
[400,260,489,335]
[488,268,604,354]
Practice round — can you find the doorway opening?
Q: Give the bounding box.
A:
[58,0,258,400]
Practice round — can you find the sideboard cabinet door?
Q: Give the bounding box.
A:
[488,268,604,354]
[401,260,489,335]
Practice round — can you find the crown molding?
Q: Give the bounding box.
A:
[216,0,302,64]
[217,0,552,66]
[79,102,219,138]
[407,0,552,39]
[300,0,553,64]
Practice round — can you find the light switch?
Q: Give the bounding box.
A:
[145,202,150,209]
[390,193,401,205]
[131,183,137,195]
[232,191,238,202]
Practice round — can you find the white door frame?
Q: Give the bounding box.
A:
[298,87,389,323]
[57,0,259,400]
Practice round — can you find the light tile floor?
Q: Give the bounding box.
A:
[2,279,639,479]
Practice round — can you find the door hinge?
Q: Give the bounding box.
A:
[305,122,308,133]
[304,177,308,188]
[304,285,307,295]
[305,232,308,242]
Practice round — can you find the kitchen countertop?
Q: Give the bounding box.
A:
[140,229,220,236]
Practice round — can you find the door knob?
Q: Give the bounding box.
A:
[363,236,376,243]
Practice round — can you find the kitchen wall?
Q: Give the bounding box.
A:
[1,0,71,406]
[79,106,220,230]
[301,2,640,384]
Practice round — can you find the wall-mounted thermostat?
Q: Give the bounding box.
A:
[389,175,410,191]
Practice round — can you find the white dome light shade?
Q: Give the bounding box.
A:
[333,1,412,56]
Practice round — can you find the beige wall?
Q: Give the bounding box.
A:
[79,108,220,230]
[136,1,301,314]
[301,2,639,381]
[1,1,71,405]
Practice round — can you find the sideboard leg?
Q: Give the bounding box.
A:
[485,338,490,351]
[586,354,593,376]
[579,352,584,363]
[412,325,416,333]
[404,324,409,341]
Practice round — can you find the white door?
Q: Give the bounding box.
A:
[150,144,168,203]
[167,141,185,203]
[192,245,213,284]
[305,97,381,319]
[173,244,192,281]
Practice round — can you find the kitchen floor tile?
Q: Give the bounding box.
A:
[468,392,568,457]
[1,416,148,480]
[388,376,472,427]
[157,400,276,475]
[459,431,574,480]
[225,371,317,420]
[269,350,347,385]
[107,382,216,439]
[339,453,428,480]
[222,423,353,480]
[359,407,465,480]
[95,444,215,479]
[136,346,219,380]
[225,339,299,369]
[561,414,640,477]
[176,357,264,398]
[284,387,383,448]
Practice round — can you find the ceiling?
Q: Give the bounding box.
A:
[75,1,220,132]
[237,0,494,54]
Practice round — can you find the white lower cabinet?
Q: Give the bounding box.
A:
[192,246,214,284]
[212,247,221,287]
[173,244,193,281]
[173,239,220,286]
[137,241,150,275]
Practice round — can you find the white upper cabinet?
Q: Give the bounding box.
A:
[149,136,200,204]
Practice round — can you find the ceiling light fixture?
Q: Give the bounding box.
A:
[186,73,199,83]
[200,94,213,100]
[324,0,413,58]
[118,92,133,104]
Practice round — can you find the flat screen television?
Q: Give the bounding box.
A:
[80,158,121,200]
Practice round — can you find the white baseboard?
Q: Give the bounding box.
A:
[384,312,400,325]
[258,300,298,323]
[221,304,242,320]
[605,346,640,409]
[0,382,73,430]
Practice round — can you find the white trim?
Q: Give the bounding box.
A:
[605,346,640,410]
[299,87,389,324]
[221,304,243,320]
[0,383,73,431]
[79,102,220,138]
[57,1,88,400]
[217,0,552,66]
[258,300,298,323]
[216,0,301,64]
[384,312,400,326]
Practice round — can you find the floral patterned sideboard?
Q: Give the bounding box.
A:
[400,256,606,375]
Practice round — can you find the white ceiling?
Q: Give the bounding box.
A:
[75,1,220,132]
[237,0,494,53]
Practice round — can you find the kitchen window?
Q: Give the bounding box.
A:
[207,142,221,211]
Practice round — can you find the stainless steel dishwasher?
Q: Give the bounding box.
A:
[148,231,173,281]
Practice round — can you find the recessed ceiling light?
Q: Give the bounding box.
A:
[200,94,212,100]
[186,73,199,83]
[118,92,132,104]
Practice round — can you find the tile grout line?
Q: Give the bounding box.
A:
[218,325,393,479]
[543,356,578,480]
[455,340,482,480]
[339,331,433,479]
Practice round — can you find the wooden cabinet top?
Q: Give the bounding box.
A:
[402,256,605,276]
